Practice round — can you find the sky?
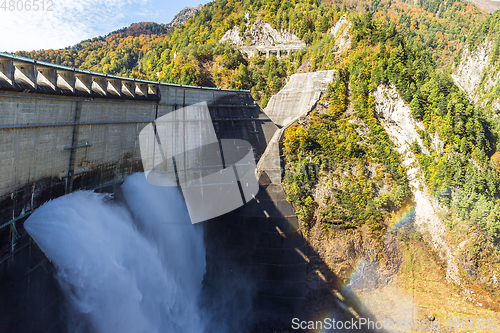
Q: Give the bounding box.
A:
[0,0,212,53]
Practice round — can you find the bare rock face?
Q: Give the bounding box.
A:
[220,18,306,57]
[452,39,500,111]
[220,26,246,45]
[452,39,494,103]
[464,0,500,13]
[374,84,444,155]
[329,14,352,53]
[221,19,303,46]
[105,5,202,39]
[169,5,203,28]
[374,84,460,285]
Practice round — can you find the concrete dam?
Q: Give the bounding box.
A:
[0,52,334,332]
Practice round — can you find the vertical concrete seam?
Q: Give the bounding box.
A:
[66,100,82,194]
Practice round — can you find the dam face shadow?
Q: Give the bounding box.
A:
[201,94,386,332]
[201,170,386,333]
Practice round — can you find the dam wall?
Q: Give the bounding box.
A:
[0,53,284,332]
[0,52,315,332]
[0,85,262,256]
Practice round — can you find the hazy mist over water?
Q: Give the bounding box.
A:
[25,173,207,333]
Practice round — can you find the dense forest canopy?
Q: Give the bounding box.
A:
[15,0,486,92]
[286,10,500,248]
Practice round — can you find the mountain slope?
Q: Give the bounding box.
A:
[15,5,203,72]
[103,5,203,39]
[453,9,500,115]
[10,0,500,323]
[281,4,500,319]
[466,0,500,13]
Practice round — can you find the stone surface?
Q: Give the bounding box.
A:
[374,84,460,285]
[330,14,352,53]
[465,0,500,13]
[452,39,500,111]
[220,19,304,46]
[220,19,306,57]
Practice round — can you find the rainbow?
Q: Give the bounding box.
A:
[312,204,417,332]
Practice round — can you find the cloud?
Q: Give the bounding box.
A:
[0,0,154,52]
[0,0,210,53]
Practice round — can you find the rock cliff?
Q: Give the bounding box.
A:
[329,14,352,53]
[374,84,460,284]
[220,18,306,57]
[452,39,500,111]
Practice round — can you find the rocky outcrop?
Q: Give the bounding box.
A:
[220,26,246,45]
[452,39,500,111]
[452,39,493,103]
[329,14,351,53]
[106,5,202,39]
[169,5,203,28]
[465,0,500,13]
[221,19,303,46]
[374,84,460,285]
[220,18,306,58]
[374,84,443,154]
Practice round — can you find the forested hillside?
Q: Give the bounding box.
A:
[17,0,500,253]
[453,9,500,113]
[14,0,500,312]
[14,5,203,73]
[16,0,486,100]
[288,8,500,264]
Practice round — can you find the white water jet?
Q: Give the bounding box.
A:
[24,173,206,333]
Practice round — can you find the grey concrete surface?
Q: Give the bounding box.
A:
[263,70,335,127]
[0,53,320,331]
[257,70,335,184]
[0,59,271,332]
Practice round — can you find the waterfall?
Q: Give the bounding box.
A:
[24,173,206,333]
